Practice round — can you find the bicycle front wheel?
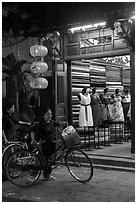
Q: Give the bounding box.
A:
[5,149,42,187]
[65,148,93,183]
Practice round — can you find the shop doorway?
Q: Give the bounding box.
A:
[70,55,130,126]
[69,55,131,157]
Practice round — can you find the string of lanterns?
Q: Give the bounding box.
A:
[29,43,49,89]
[29,31,61,89]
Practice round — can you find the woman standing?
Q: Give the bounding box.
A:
[30,107,67,181]
[78,87,93,127]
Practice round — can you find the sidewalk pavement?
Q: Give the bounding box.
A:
[2,166,135,202]
[85,141,132,158]
[85,141,135,172]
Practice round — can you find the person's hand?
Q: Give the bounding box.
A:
[31,140,37,145]
[26,122,31,126]
[4,139,9,145]
[2,132,8,145]
[64,121,68,126]
[61,121,68,128]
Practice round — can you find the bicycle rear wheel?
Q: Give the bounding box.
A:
[65,148,93,183]
[2,143,23,174]
[5,149,42,187]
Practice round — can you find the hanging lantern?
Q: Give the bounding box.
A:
[30,45,48,57]
[30,61,48,74]
[30,77,48,89]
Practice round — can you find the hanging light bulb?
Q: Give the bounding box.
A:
[30,61,48,74]
[114,21,121,28]
[30,77,48,89]
[30,45,48,57]
[52,31,60,40]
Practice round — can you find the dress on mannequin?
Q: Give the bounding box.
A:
[90,87,102,126]
[110,89,124,122]
[100,88,111,122]
[78,88,93,127]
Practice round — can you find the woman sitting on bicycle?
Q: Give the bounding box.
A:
[2,101,31,147]
[30,107,67,181]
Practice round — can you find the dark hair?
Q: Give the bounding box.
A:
[82,87,87,94]
[124,89,129,94]
[104,88,108,93]
[34,107,52,122]
[115,89,119,94]
[43,107,52,115]
[92,87,96,94]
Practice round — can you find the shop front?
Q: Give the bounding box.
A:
[62,22,134,155]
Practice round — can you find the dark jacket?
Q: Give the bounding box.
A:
[31,120,60,141]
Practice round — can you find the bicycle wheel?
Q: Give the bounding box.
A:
[65,148,93,183]
[5,149,42,187]
[2,143,23,174]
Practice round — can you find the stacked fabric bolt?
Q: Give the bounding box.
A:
[71,61,90,126]
[106,65,122,82]
[123,68,130,86]
[89,64,106,84]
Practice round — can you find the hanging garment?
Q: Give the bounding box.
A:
[110,94,124,122]
[79,93,93,127]
[90,93,102,126]
[100,92,111,122]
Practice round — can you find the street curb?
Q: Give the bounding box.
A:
[93,164,135,172]
[90,156,135,168]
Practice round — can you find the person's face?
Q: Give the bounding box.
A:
[8,105,15,114]
[43,109,52,122]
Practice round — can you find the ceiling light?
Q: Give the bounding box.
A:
[68,22,106,33]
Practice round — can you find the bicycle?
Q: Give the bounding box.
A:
[5,126,93,187]
[2,123,38,176]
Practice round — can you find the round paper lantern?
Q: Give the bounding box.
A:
[30,45,48,57]
[30,61,48,74]
[30,77,48,89]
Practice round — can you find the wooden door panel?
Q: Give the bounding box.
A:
[55,61,68,122]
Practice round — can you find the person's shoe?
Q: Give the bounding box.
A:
[42,175,56,181]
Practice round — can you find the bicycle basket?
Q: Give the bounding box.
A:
[62,126,80,148]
